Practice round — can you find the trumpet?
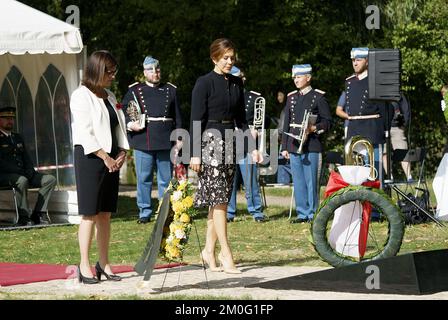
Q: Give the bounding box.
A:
[284,109,317,154]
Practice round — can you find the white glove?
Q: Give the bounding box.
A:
[441,100,446,112]
[127,121,143,132]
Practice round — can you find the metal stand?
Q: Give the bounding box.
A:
[288,186,294,220]
[389,185,445,228]
[160,220,210,292]
[194,218,209,289]
[259,174,268,209]
[159,218,210,292]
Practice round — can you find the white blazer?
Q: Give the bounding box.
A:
[70,85,129,155]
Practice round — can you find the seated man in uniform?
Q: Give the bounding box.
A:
[0,107,56,226]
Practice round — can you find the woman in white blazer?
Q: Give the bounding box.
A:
[70,50,129,284]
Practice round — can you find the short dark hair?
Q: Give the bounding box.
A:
[82,50,118,95]
[210,38,236,62]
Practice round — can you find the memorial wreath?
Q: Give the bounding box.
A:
[159,178,198,261]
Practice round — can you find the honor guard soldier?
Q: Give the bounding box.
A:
[281,64,332,223]
[226,66,266,223]
[0,107,56,226]
[122,56,183,224]
[335,48,388,182]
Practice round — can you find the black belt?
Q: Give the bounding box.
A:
[208,120,234,124]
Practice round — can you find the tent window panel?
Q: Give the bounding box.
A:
[35,64,74,186]
[0,66,37,164]
[53,71,74,186]
[35,77,56,167]
[17,79,36,164]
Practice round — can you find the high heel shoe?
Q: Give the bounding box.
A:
[218,252,242,274]
[77,265,99,284]
[200,249,222,272]
[95,262,122,281]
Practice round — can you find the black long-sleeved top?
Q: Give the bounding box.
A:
[104,99,119,157]
[190,71,249,158]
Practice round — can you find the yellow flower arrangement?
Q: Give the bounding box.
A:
[159,178,198,261]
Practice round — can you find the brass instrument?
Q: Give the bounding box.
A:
[253,96,266,155]
[344,135,376,181]
[284,109,317,154]
[126,92,145,128]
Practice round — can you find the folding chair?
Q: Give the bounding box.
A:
[0,184,20,225]
[391,147,428,197]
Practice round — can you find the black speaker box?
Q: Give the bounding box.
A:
[368,49,401,102]
[247,249,448,295]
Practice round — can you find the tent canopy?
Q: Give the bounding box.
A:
[0,0,83,55]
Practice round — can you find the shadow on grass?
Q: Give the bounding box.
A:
[267,209,292,221]
[114,196,160,222]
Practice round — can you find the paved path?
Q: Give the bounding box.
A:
[2,264,448,300]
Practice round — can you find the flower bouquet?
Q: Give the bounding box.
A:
[159,178,198,262]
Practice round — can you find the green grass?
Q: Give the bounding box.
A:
[1,192,447,300]
[0,194,447,268]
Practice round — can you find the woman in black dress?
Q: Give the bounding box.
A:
[190,38,262,274]
[70,51,129,283]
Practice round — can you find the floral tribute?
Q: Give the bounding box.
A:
[159,177,198,261]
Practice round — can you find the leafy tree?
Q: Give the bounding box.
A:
[18,0,448,174]
[384,0,448,172]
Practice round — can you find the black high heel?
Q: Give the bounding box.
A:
[95,262,122,281]
[77,265,99,284]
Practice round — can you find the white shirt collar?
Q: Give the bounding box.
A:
[300,86,312,95]
[145,81,160,88]
[357,70,368,80]
[0,128,11,136]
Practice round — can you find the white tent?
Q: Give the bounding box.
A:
[0,0,84,186]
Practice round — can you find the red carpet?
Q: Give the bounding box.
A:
[0,262,181,286]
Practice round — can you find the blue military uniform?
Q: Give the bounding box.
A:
[227,91,264,222]
[0,107,56,225]
[281,64,332,223]
[340,48,388,186]
[344,74,387,145]
[122,81,182,150]
[243,90,259,125]
[226,66,265,222]
[121,56,182,223]
[282,88,331,154]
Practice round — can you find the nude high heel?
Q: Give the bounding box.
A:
[218,252,242,274]
[200,249,222,272]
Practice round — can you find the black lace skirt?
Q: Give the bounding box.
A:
[194,134,235,208]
